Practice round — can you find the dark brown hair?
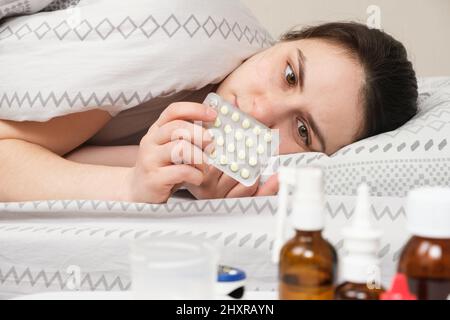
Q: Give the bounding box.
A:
[280,22,418,140]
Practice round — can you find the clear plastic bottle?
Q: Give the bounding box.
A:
[334,184,385,300]
[278,167,337,300]
[398,187,450,300]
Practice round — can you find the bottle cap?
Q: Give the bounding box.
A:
[291,167,325,231]
[406,187,450,239]
[341,184,383,284]
[380,273,417,300]
[215,265,246,299]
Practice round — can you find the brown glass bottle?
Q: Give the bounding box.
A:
[398,236,450,300]
[279,230,337,300]
[398,187,450,300]
[335,282,384,300]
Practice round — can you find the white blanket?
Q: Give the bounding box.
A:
[0,195,408,299]
[0,0,271,121]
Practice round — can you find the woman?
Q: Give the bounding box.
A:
[0,22,418,203]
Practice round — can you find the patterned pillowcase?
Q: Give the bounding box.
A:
[273,77,450,197]
[0,0,272,121]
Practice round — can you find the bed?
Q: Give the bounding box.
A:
[1,0,449,299]
[0,194,410,299]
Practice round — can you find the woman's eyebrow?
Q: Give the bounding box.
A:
[296,48,326,152]
[296,48,306,91]
[305,112,327,153]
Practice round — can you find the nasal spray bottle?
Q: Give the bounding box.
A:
[334,184,385,300]
[278,167,338,300]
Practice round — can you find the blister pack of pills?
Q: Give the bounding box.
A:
[203,93,279,187]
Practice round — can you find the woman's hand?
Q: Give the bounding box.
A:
[186,167,279,199]
[122,102,217,203]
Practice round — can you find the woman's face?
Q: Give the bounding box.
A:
[215,38,365,156]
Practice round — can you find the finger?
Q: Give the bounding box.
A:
[200,165,223,186]
[216,172,240,196]
[225,179,260,199]
[150,120,214,151]
[254,173,279,197]
[153,102,217,128]
[158,139,209,171]
[159,164,204,187]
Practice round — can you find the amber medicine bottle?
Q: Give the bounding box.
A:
[334,184,384,300]
[398,187,450,300]
[278,167,337,300]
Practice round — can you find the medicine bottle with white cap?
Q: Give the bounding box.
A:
[334,184,385,300]
[398,187,450,300]
[278,167,337,300]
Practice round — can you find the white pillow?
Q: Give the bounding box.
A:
[0,0,272,121]
[274,77,450,197]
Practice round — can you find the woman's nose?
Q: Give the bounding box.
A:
[240,96,286,128]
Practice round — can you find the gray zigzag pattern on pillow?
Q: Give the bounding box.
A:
[0,90,155,109]
[0,266,130,291]
[0,198,278,215]
[0,198,406,221]
[0,13,272,45]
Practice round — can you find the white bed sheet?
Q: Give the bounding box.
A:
[0,194,408,299]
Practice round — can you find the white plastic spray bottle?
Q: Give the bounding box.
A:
[271,166,297,264]
[334,183,385,300]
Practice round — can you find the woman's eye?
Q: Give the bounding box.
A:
[284,64,297,86]
[297,119,309,144]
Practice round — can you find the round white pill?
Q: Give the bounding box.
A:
[240,168,250,179]
[224,124,232,134]
[231,112,240,122]
[264,132,272,142]
[238,150,246,160]
[209,97,219,108]
[245,137,254,148]
[220,155,228,165]
[214,117,221,128]
[227,143,235,153]
[257,144,265,154]
[216,136,224,146]
[230,162,239,172]
[242,119,251,129]
[220,105,229,115]
[249,156,258,167]
[253,126,261,135]
[234,130,243,141]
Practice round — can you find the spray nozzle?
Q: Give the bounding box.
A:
[343,183,382,240]
[271,166,297,264]
[340,183,383,284]
[352,184,373,229]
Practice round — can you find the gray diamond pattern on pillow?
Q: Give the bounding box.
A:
[0,0,273,121]
[0,12,271,43]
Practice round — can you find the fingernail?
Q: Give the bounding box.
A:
[206,107,217,118]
